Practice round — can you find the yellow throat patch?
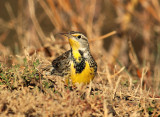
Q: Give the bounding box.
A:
[69,38,80,50]
[69,38,81,62]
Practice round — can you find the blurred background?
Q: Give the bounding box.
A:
[0,0,160,93]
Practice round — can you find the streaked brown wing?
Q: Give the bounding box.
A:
[51,50,71,76]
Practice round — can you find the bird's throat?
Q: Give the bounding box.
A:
[69,38,80,50]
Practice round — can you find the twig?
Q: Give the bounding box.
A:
[98,66,125,79]
[28,0,46,46]
[89,31,117,42]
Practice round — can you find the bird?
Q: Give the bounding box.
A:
[50,31,97,84]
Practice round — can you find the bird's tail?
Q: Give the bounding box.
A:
[42,65,54,76]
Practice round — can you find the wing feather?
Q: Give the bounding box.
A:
[51,50,71,76]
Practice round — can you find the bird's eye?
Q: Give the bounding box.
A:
[77,35,81,39]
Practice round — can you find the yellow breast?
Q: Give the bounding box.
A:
[70,61,95,84]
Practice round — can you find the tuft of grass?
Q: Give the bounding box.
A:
[0,58,54,93]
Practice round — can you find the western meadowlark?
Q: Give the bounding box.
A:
[50,31,97,84]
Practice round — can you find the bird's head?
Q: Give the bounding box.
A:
[61,31,89,52]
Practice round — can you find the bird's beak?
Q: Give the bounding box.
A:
[59,33,72,38]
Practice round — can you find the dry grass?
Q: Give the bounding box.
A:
[0,58,160,116]
[0,0,160,116]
